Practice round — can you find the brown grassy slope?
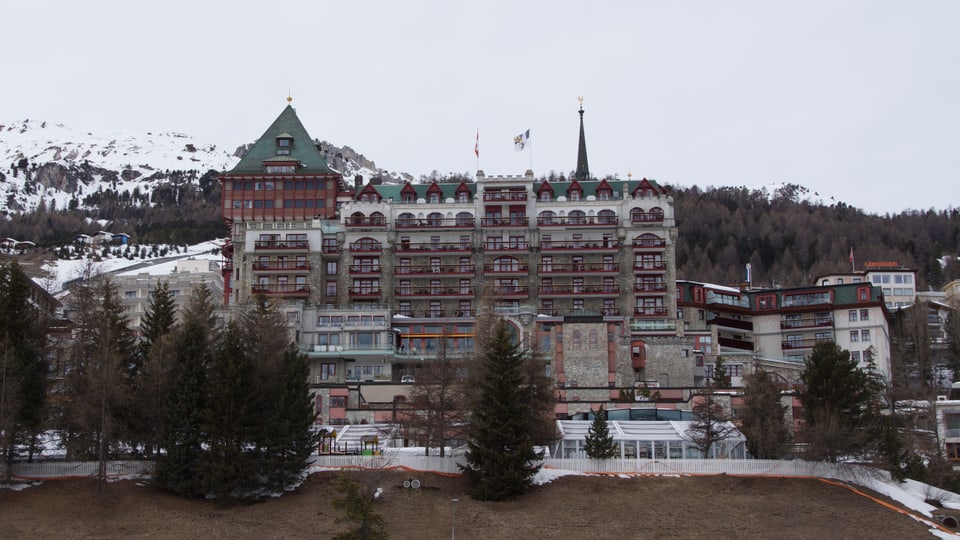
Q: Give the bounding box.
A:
[0,471,938,540]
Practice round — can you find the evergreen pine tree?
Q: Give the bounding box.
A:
[462,320,542,501]
[739,370,790,459]
[0,261,48,478]
[132,281,178,455]
[202,320,259,501]
[331,474,389,540]
[583,405,618,459]
[261,342,319,492]
[154,284,215,497]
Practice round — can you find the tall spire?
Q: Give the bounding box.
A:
[575,96,590,181]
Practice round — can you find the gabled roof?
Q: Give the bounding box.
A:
[373,181,478,201]
[226,105,335,175]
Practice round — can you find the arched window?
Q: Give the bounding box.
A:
[649,207,664,221]
[397,212,415,227]
[427,212,444,226]
[572,330,582,349]
[538,210,556,225]
[569,210,586,224]
[369,211,385,225]
[456,212,473,226]
[598,209,616,224]
[350,211,365,225]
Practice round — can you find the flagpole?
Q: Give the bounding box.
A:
[529,130,534,172]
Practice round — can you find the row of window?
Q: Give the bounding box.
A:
[231,180,335,191]
[232,199,328,209]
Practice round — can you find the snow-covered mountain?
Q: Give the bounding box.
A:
[0,119,409,215]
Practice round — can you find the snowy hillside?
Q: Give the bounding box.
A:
[0,119,410,216]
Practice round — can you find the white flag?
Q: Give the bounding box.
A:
[514,129,530,151]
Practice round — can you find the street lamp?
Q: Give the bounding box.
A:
[451,498,460,539]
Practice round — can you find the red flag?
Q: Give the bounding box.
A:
[474,130,479,158]
[849,247,854,263]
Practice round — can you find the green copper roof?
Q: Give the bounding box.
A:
[372,182,476,201]
[227,105,335,175]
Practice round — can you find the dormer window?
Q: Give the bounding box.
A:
[276,134,293,155]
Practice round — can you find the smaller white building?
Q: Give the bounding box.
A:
[553,419,747,460]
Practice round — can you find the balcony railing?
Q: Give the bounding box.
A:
[484,243,528,252]
[395,217,475,229]
[719,336,755,351]
[482,264,530,274]
[252,284,309,297]
[634,307,668,317]
[252,261,311,272]
[344,216,387,227]
[348,265,382,275]
[539,263,619,274]
[540,241,619,251]
[480,217,529,227]
[782,338,833,350]
[396,264,475,275]
[634,283,667,293]
[707,317,753,331]
[633,262,667,272]
[631,212,665,223]
[396,242,471,253]
[483,191,527,202]
[490,286,530,297]
[536,216,619,227]
[632,238,667,249]
[394,310,477,319]
[780,317,834,330]
[349,243,383,253]
[348,288,382,298]
[394,288,475,297]
[539,285,620,296]
[254,240,309,250]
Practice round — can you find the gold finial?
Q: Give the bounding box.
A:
[287,94,293,103]
[628,172,632,180]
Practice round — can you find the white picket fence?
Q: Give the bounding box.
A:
[310,454,893,484]
[3,456,892,486]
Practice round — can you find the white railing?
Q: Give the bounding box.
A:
[310,455,892,484]
[5,456,892,486]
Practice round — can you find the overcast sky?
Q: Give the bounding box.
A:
[2,1,958,215]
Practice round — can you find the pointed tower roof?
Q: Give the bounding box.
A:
[227,104,335,175]
[575,98,590,182]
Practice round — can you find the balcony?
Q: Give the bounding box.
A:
[490,285,530,298]
[396,242,470,253]
[538,285,620,297]
[348,265,382,275]
[344,216,387,228]
[634,283,667,294]
[483,263,529,275]
[349,242,383,253]
[252,284,309,297]
[483,242,528,253]
[634,307,669,317]
[780,317,834,330]
[254,240,309,251]
[536,215,619,227]
[395,310,476,319]
[483,191,527,202]
[539,263,619,274]
[395,287,475,298]
[396,217,475,230]
[707,316,753,331]
[719,336,755,351]
[540,241,619,252]
[480,217,529,227]
[396,264,475,276]
[632,238,667,250]
[782,338,833,350]
[631,212,665,224]
[348,287,382,299]
[633,262,667,273]
[252,261,311,273]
